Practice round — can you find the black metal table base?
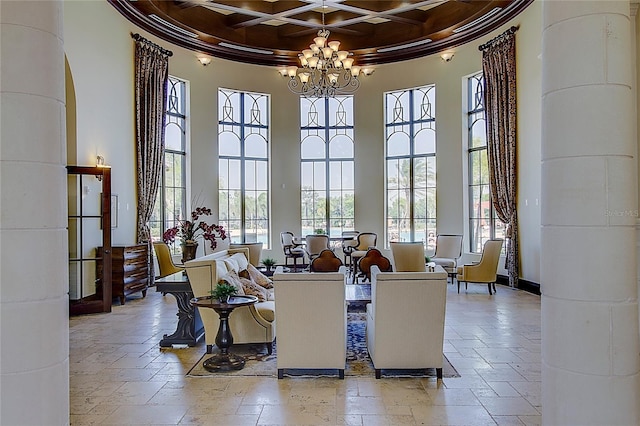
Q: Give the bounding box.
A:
[203,353,246,372]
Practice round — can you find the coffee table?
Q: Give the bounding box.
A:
[190,295,258,372]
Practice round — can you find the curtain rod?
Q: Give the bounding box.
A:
[131,33,173,57]
[478,26,519,51]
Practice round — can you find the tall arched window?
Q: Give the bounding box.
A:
[301,96,355,237]
[385,85,437,249]
[218,88,270,247]
[150,76,188,251]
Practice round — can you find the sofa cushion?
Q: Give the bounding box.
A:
[256,301,275,322]
[224,257,240,273]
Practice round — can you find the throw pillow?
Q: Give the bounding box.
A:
[239,277,268,302]
[229,252,249,271]
[219,270,245,296]
[246,263,273,289]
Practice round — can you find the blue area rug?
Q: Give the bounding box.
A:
[187,313,459,378]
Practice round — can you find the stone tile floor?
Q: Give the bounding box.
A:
[70,282,541,425]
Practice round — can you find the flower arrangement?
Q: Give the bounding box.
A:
[162,206,227,251]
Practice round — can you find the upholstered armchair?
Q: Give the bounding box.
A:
[273,266,347,379]
[430,234,463,274]
[390,241,427,272]
[456,239,503,295]
[366,265,448,379]
[229,242,263,267]
[153,242,184,278]
[341,230,359,267]
[280,231,305,271]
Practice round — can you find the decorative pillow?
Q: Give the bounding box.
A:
[238,269,250,280]
[219,270,245,296]
[229,252,249,271]
[246,263,273,289]
[223,257,239,273]
[239,277,268,302]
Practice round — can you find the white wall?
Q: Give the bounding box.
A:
[64,0,543,283]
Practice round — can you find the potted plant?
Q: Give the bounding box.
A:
[314,228,326,235]
[261,257,277,272]
[162,206,227,263]
[210,280,238,303]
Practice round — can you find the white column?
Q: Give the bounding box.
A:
[541,1,640,424]
[0,1,69,424]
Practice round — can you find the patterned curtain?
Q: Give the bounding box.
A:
[480,27,519,288]
[132,34,172,281]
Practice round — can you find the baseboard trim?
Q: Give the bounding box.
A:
[497,275,540,296]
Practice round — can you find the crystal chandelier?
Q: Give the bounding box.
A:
[278,1,373,98]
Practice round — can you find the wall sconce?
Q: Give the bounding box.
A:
[197,57,212,66]
[440,52,454,62]
[96,155,105,181]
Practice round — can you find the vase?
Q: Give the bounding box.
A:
[181,242,199,263]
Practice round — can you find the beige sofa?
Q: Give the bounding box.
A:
[272,266,348,379]
[366,265,447,379]
[185,249,276,354]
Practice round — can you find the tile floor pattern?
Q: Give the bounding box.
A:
[70,283,541,425]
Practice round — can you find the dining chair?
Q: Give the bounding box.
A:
[456,239,503,295]
[347,232,377,283]
[310,249,344,272]
[304,234,331,265]
[390,241,426,272]
[341,230,359,267]
[280,231,305,271]
[356,248,392,283]
[153,242,184,278]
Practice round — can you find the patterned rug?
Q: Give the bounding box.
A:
[187,313,459,378]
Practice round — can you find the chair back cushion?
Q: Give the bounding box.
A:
[358,248,392,280]
[305,234,330,256]
[356,233,377,251]
[390,242,426,272]
[433,234,463,259]
[310,249,343,272]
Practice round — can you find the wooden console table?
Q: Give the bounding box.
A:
[155,272,204,347]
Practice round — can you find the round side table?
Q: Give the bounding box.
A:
[190,295,258,372]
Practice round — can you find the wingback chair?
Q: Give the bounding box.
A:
[366,265,448,379]
[390,241,427,272]
[430,234,463,273]
[153,242,184,278]
[280,231,305,271]
[456,239,503,295]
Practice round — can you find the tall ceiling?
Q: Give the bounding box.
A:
[109,0,533,67]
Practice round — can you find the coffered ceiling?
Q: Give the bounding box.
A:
[109,0,533,66]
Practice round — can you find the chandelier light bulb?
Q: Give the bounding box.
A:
[302,49,314,59]
[278,68,288,77]
[299,55,308,66]
[286,66,297,78]
[328,73,339,84]
[334,60,342,68]
[337,51,349,61]
[299,72,310,83]
[310,44,320,54]
[307,56,319,68]
[342,58,354,69]
[350,65,361,77]
[328,41,340,51]
[314,36,327,48]
[322,47,333,59]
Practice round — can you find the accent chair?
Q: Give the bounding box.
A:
[153,242,184,278]
[347,232,377,283]
[280,231,305,271]
[357,248,392,283]
[310,249,344,272]
[304,234,331,265]
[430,234,463,280]
[390,241,427,272]
[456,239,503,295]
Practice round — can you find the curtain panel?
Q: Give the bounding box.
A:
[133,34,172,281]
[480,27,519,288]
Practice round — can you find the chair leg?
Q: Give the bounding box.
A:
[278,369,284,379]
[436,368,443,380]
[493,282,497,293]
[339,369,344,379]
[488,283,493,295]
[267,342,273,355]
[457,280,461,293]
[375,369,381,379]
